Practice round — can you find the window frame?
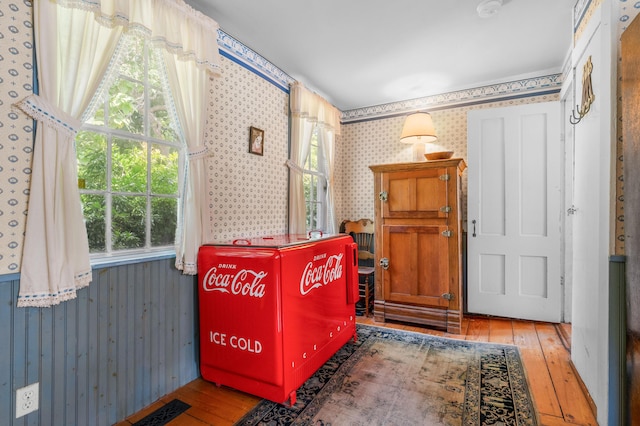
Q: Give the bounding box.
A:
[302,127,328,232]
[77,34,183,263]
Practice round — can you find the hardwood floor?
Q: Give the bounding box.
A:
[115,316,598,426]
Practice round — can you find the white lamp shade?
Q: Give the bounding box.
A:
[400,112,437,144]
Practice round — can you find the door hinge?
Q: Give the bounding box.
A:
[379,191,388,202]
[442,230,452,237]
[442,293,454,301]
[439,174,450,181]
[440,206,451,213]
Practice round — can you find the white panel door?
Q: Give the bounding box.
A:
[467,102,562,322]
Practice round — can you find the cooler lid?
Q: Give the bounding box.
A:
[204,232,344,249]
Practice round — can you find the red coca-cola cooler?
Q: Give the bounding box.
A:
[197,233,359,406]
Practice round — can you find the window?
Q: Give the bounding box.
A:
[77,34,182,255]
[302,127,327,231]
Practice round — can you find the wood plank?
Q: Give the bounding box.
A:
[512,321,563,418]
[88,271,101,425]
[107,267,119,426]
[125,264,137,418]
[120,399,166,425]
[164,384,257,424]
[556,323,571,351]
[166,413,211,425]
[538,413,573,426]
[97,268,111,426]
[465,316,489,342]
[0,280,14,422]
[76,284,90,424]
[184,378,261,412]
[535,323,597,425]
[488,318,513,344]
[64,296,78,425]
[459,316,470,336]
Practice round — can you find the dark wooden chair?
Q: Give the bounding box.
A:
[343,219,374,316]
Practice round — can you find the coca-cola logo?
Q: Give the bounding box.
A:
[202,267,267,299]
[300,253,344,295]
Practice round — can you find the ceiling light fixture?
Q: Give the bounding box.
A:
[477,0,503,18]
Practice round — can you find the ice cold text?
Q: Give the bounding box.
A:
[210,331,262,354]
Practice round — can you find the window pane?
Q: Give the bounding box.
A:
[112,195,146,249]
[151,197,177,246]
[151,143,179,194]
[119,36,144,81]
[85,100,105,126]
[108,77,144,134]
[112,138,147,193]
[308,143,319,172]
[76,131,107,190]
[310,175,317,203]
[307,202,317,230]
[149,86,179,141]
[81,194,106,253]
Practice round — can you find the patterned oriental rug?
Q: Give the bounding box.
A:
[235,324,537,426]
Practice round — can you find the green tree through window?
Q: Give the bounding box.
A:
[77,34,181,254]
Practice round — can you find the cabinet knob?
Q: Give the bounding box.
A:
[379,257,389,270]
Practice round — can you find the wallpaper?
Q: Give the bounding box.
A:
[0,1,32,274]
[0,1,638,275]
[203,56,289,243]
[615,0,640,255]
[336,94,559,226]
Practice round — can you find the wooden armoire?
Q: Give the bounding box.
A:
[369,159,466,334]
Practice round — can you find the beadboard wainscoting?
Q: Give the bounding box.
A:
[0,258,199,426]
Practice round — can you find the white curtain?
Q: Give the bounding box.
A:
[318,125,338,233]
[287,82,341,234]
[163,52,211,275]
[14,2,123,307]
[14,0,220,307]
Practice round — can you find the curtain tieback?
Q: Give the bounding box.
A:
[14,94,81,138]
[285,159,306,174]
[188,145,211,160]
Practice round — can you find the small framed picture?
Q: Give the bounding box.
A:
[249,126,264,156]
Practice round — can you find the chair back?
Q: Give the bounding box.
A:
[343,219,374,261]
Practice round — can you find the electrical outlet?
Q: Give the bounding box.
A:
[16,382,39,418]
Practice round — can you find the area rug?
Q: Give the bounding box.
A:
[235,324,537,426]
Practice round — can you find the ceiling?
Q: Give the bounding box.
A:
[184,0,575,111]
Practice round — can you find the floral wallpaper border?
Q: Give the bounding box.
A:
[216,29,294,93]
[340,74,563,123]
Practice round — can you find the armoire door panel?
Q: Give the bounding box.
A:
[383,225,449,308]
[382,169,447,219]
